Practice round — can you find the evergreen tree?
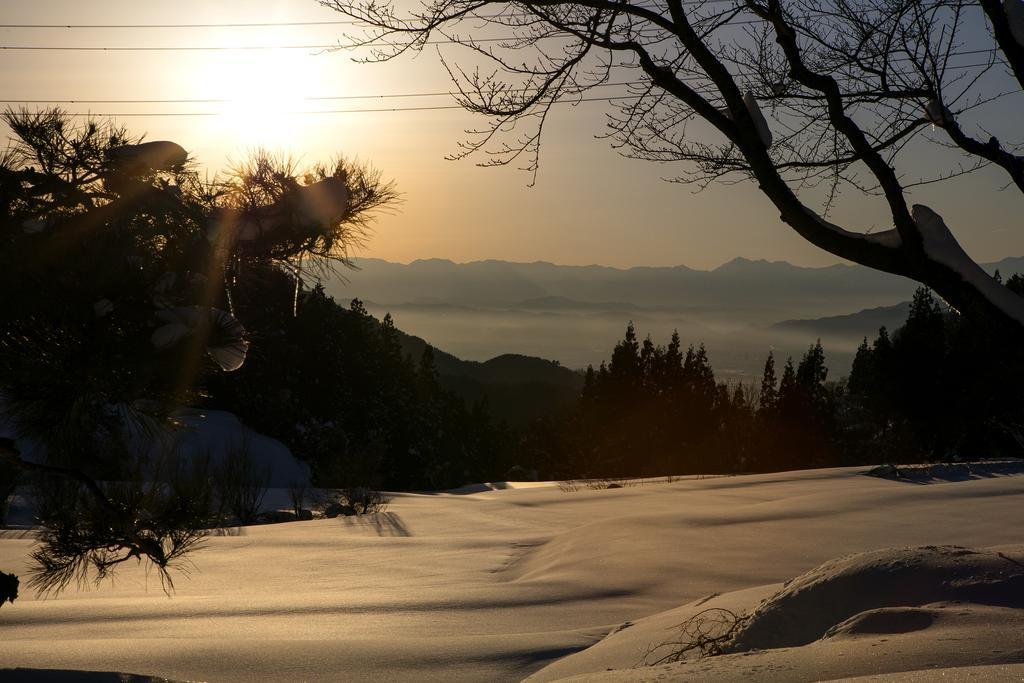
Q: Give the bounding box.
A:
[768,357,810,470]
[796,340,828,407]
[759,351,778,415]
[727,383,755,471]
[380,313,404,365]
[0,108,396,593]
[582,364,598,402]
[777,357,798,412]
[690,344,717,401]
[904,288,945,340]
[894,288,947,457]
[640,334,657,383]
[609,321,642,385]
[417,344,440,393]
[847,338,871,398]
[662,330,684,389]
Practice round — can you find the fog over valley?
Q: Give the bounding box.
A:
[327,255,1024,380]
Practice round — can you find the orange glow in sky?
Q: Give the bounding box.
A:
[2,0,1022,270]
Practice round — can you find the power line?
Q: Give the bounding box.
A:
[0,31,1001,57]
[0,40,460,52]
[0,0,740,30]
[0,20,369,29]
[33,71,1020,119]
[0,45,1001,104]
[1,55,1010,110]
[46,94,648,117]
[0,1,979,51]
[0,80,643,104]
[0,29,705,51]
[0,0,972,42]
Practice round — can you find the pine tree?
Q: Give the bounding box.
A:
[902,288,945,346]
[640,334,657,385]
[681,343,715,400]
[663,330,684,389]
[847,338,872,398]
[796,339,828,407]
[732,383,748,411]
[895,288,947,457]
[349,297,370,318]
[871,326,894,390]
[759,351,778,414]
[777,357,799,415]
[417,345,440,394]
[0,108,397,594]
[727,382,754,472]
[582,364,598,402]
[609,321,642,382]
[1006,273,1024,296]
[380,313,403,361]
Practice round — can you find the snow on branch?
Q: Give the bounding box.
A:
[913,204,1024,326]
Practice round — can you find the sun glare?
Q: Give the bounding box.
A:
[203,48,320,148]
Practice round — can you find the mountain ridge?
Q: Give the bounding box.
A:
[328,255,1024,379]
[774,301,913,337]
[355,254,1024,275]
[335,255,1024,317]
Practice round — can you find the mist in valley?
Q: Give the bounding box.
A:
[320,256,1024,381]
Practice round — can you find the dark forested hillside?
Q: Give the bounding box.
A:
[391,333,583,425]
[206,268,515,490]
[205,268,581,488]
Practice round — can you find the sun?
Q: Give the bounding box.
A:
[202,48,322,149]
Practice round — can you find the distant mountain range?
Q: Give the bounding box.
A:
[773,302,912,339]
[329,255,1024,321]
[324,255,1024,377]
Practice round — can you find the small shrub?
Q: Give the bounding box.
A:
[288,481,308,518]
[315,487,390,517]
[642,608,747,666]
[213,436,270,525]
[341,487,390,515]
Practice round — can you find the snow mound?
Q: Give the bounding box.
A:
[725,544,1024,652]
[823,605,936,637]
[168,410,310,488]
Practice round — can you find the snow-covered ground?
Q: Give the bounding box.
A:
[1,467,1023,681]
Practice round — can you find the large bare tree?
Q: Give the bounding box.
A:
[322,0,1024,331]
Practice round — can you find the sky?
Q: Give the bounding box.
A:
[2,0,1022,270]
